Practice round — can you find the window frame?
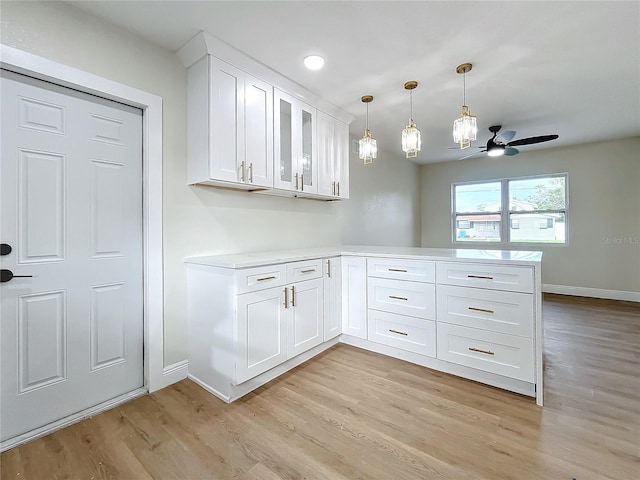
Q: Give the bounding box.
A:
[451,173,568,246]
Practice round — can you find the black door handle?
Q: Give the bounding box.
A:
[0,244,11,256]
[1,269,33,283]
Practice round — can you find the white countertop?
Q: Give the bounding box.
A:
[184,245,543,269]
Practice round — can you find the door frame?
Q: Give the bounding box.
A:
[0,45,167,396]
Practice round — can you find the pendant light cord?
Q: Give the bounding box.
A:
[463,71,467,106]
[410,89,414,123]
[366,101,369,131]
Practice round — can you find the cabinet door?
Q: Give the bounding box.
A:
[323,258,342,341]
[317,110,335,197]
[209,57,244,183]
[287,278,324,358]
[341,256,367,339]
[244,76,273,188]
[334,119,350,199]
[236,286,287,384]
[274,89,317,193]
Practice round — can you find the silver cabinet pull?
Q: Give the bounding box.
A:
[388,268,407,273]
[467,275,493,280]
[290,285,295,307]
[389,295,408,301]
[337,182,340,196]
[301,173,304,191]
[469,347,495,356]
[240,161,245,182]
[257,276,276,282]
[295,173,299,190]
[389,329,408,336]
[332,181,336,196]
[284,287,288,308]
[249,162,253,183]
[468,306,495,314]
[327,259,331,277]
[301,269,315,274]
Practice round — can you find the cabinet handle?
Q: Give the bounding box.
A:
[240,161,246,182]
[389,329,408,336]
[291,285,295,307]
[468,347,495,356]
[257,276,276,282]
[337,182,340,196]
[301,269,315,273]
[301,174,304,191]
[388,268,408,273]
[327,259,331,278]
[467,275,493,280]
[332,181,336,196]
[389,295,408,301]
[284,287,288,308]
[249,162,253,183]
[295,173,299,190]
[468,306,495,314]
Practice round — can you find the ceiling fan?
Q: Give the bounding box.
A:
[458,125,559,160]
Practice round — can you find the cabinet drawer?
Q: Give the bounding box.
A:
[437,323,534,382]
[437,285,534,338]
[286,259,323,282]
[367,257,435,283]
[368,277,435,319]
[237,264,286,294]
[437,262,534,293]
[368,310,436,357]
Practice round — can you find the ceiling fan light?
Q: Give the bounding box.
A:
[453,105,477,149]
[402,121,421,159]
[359,129,377,165]
[487,145,505,157]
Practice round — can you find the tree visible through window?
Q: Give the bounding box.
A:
[453,175,567,244]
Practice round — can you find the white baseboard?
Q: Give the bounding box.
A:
[159,360,189,390]
[543,284,640,302]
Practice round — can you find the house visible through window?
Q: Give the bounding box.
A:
[453,174,567,244]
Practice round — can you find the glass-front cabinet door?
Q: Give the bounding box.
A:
[274,89,317,193]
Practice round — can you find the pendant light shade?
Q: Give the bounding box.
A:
[359,95,377,165]
[452,63,477,149]
[401,81,421,158]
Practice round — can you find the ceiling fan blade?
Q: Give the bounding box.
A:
[447,146,482,150]
[458,149,486,160]
[495,130,516,143]
[507,134,559,147]
[505,146,519,156]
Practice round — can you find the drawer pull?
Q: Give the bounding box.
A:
[468,347,495,356]
[388,295,408,301]
[389,329,408,336]
[388,268,408,272]
[468,306,495,314]
[301,269,316,274]
[257,276,276,282]
[467,275,494,280]
[283,287,288,308]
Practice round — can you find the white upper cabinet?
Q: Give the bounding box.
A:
[179,32,354,198]
[187,56,273,188]
[274,89,318,194]
[317,111,350,199]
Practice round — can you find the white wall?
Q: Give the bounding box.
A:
[421,138,640,295]
[1,1,422,365]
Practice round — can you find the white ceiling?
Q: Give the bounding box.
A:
[68,0,640,164]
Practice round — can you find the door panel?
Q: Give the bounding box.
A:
[1,70,144,444]
[288,278,323,358]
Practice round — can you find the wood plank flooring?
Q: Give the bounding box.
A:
[2,294,639,479]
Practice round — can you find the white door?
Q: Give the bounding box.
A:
[323,258,342,341]
[244,75,273,188]
[287,278,323,358]
[0,70,144,444]
[341,256,367,339]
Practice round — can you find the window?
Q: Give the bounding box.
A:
[453,174,567,244]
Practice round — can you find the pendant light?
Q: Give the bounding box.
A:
[452,63,477,149]
[401,81,421,158]
[359,95,377,165]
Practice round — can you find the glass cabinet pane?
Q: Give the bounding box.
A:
[301,109,313,186]
[279,99,292,183]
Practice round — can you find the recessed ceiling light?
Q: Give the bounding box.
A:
[304,55,325,71]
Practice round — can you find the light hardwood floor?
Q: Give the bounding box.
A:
[1,294,639,479]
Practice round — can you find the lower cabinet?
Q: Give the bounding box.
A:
[323,257,342,341]
[286,278,324,358]
[367,309,436,357]
[341,256,367,339]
